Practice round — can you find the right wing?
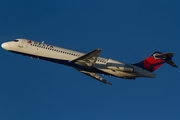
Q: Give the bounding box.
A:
[76,69,113,85]
[70,49,101,68]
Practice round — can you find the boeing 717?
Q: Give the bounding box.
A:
[1,39,178,85]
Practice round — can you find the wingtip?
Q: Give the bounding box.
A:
[104,80,113,85]
[95,48,102,51]
[107,82,113,85]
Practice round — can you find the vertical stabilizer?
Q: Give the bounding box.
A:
[133,52,177,72]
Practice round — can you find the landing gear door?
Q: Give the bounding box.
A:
[18,40,24,48]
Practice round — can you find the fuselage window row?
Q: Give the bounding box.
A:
[30,44,106,63]
[30,43,80,57]
[30,43,105,63]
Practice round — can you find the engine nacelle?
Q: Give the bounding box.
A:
[106,59,134,72]
[107,65,134,72]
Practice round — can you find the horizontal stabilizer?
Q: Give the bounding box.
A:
[155,52,174,58]
[70,49,101,68]
[166,60,178,68]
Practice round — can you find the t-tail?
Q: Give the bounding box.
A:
[133,52,178,72]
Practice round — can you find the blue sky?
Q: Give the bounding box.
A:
[0,0,180,120]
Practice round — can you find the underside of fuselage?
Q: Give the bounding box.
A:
[9,50,115,76]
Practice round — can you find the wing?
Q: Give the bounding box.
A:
[76,69,113,85]
[70,49,101,68]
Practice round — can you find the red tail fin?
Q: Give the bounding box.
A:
[133,52,177,72]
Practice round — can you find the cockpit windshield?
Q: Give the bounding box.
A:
[13,40,19,42]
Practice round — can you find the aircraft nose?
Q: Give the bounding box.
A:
[1,42,10,50]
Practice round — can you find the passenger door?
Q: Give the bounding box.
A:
[18,40,24,48]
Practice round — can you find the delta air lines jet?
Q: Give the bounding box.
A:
[1,39,178,85]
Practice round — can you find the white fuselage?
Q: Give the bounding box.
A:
[1,39,156,79]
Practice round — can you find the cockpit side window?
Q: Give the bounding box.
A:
[13,40,19,42]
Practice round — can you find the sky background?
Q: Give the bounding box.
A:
[0,0,180,120]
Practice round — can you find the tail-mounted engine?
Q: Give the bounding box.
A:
[106,59,134,72]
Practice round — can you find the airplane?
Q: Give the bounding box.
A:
[1,39,178,85]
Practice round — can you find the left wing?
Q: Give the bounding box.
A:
[70,49,101,68]
[76,69,113,85]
